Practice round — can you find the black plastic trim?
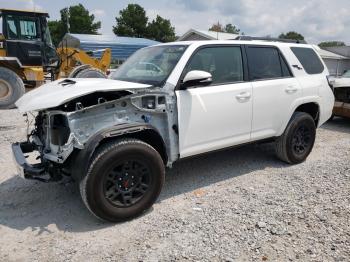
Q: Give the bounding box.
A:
[12,142,45,177]
[71,123,166,181]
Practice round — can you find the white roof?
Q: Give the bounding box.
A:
[312,45,348,60]
[178,29,239,41]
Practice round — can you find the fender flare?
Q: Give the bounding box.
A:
[277,97,321,136]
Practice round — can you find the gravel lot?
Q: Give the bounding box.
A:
[0,109,349,262]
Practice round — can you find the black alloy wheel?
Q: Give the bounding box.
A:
[104,160,152,207]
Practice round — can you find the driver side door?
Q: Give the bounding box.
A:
[176,45,253,158]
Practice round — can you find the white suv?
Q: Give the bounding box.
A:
[13,39,334,222]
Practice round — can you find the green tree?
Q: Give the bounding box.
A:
[113,4,176,42]
[48,4,101,46]
[318,41,346,48]
[209,22,224,32]
[209,22,242,34]
[147,15,176,42]
[224,23,241,34]
[113,4,148,38]
[48,20,64,47]
[279,31,304,41]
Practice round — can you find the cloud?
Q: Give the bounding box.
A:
[144,0,350,44]
[0,0,45,12]
[92,9,106,17]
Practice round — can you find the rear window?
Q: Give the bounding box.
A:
[291,47,324,74]
[246,46,292,80]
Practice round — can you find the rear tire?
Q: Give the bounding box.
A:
[73,67,107,78]
[275,112,316,164]
[0,67,25,109]
[80,138,165,222]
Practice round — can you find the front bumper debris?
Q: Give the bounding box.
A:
[11,142,46,181]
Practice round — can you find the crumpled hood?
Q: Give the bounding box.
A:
[16,78,151,112]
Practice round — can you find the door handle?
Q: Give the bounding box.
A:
[236,92,251,101]
[285,86,298,94]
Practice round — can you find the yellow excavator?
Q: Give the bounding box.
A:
[0,9,111,109]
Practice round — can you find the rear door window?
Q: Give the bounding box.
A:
[291,47,324,74]
[246,46,291,80]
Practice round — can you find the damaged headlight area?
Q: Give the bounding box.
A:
[12,111,78,182]
[12,88,177,183]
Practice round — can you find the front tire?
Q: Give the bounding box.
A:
[80,139,165,222]
[275,112,316,164]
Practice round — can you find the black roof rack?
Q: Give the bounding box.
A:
[235,36,307,44]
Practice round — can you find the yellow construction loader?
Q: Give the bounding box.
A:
[0,9,111,109]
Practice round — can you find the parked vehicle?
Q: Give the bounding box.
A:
[330,70,350,118]
[12,39,334,222]
[0,9,111,109]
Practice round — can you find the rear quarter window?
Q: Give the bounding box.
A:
[291,47,324,74]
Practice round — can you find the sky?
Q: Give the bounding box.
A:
[1,0,349,44]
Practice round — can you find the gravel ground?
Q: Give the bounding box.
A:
[0,109,349,262]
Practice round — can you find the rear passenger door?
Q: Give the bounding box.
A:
[176,45,253,158]
[246,46,301,140]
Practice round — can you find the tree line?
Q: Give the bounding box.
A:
[48,3,346,49]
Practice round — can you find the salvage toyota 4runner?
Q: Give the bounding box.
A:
[13,40,334,222]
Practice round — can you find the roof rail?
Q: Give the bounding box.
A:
[235,36,307,44]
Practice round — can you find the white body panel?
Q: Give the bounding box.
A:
[250,78,301,140]
[171,40,334,158]
[15,78,151,112]
[176,82,252,158]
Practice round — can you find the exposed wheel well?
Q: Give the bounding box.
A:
[295,103,320,126]
[99,129,168,165]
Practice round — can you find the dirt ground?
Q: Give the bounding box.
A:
[0,109,349,262]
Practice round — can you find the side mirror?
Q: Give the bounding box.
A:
[181,70,212,89]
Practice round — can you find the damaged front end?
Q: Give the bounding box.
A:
[12,82,179,182]
[12,111,68,182]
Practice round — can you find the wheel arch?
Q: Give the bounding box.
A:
[294,102,320,126]
[0,60,25,79]
[277,100,321,136]
[70,124,168,181]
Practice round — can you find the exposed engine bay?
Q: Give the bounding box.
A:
[16,85,179,182]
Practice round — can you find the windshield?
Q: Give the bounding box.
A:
[110,45,187,86]
[342,70,350,78]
